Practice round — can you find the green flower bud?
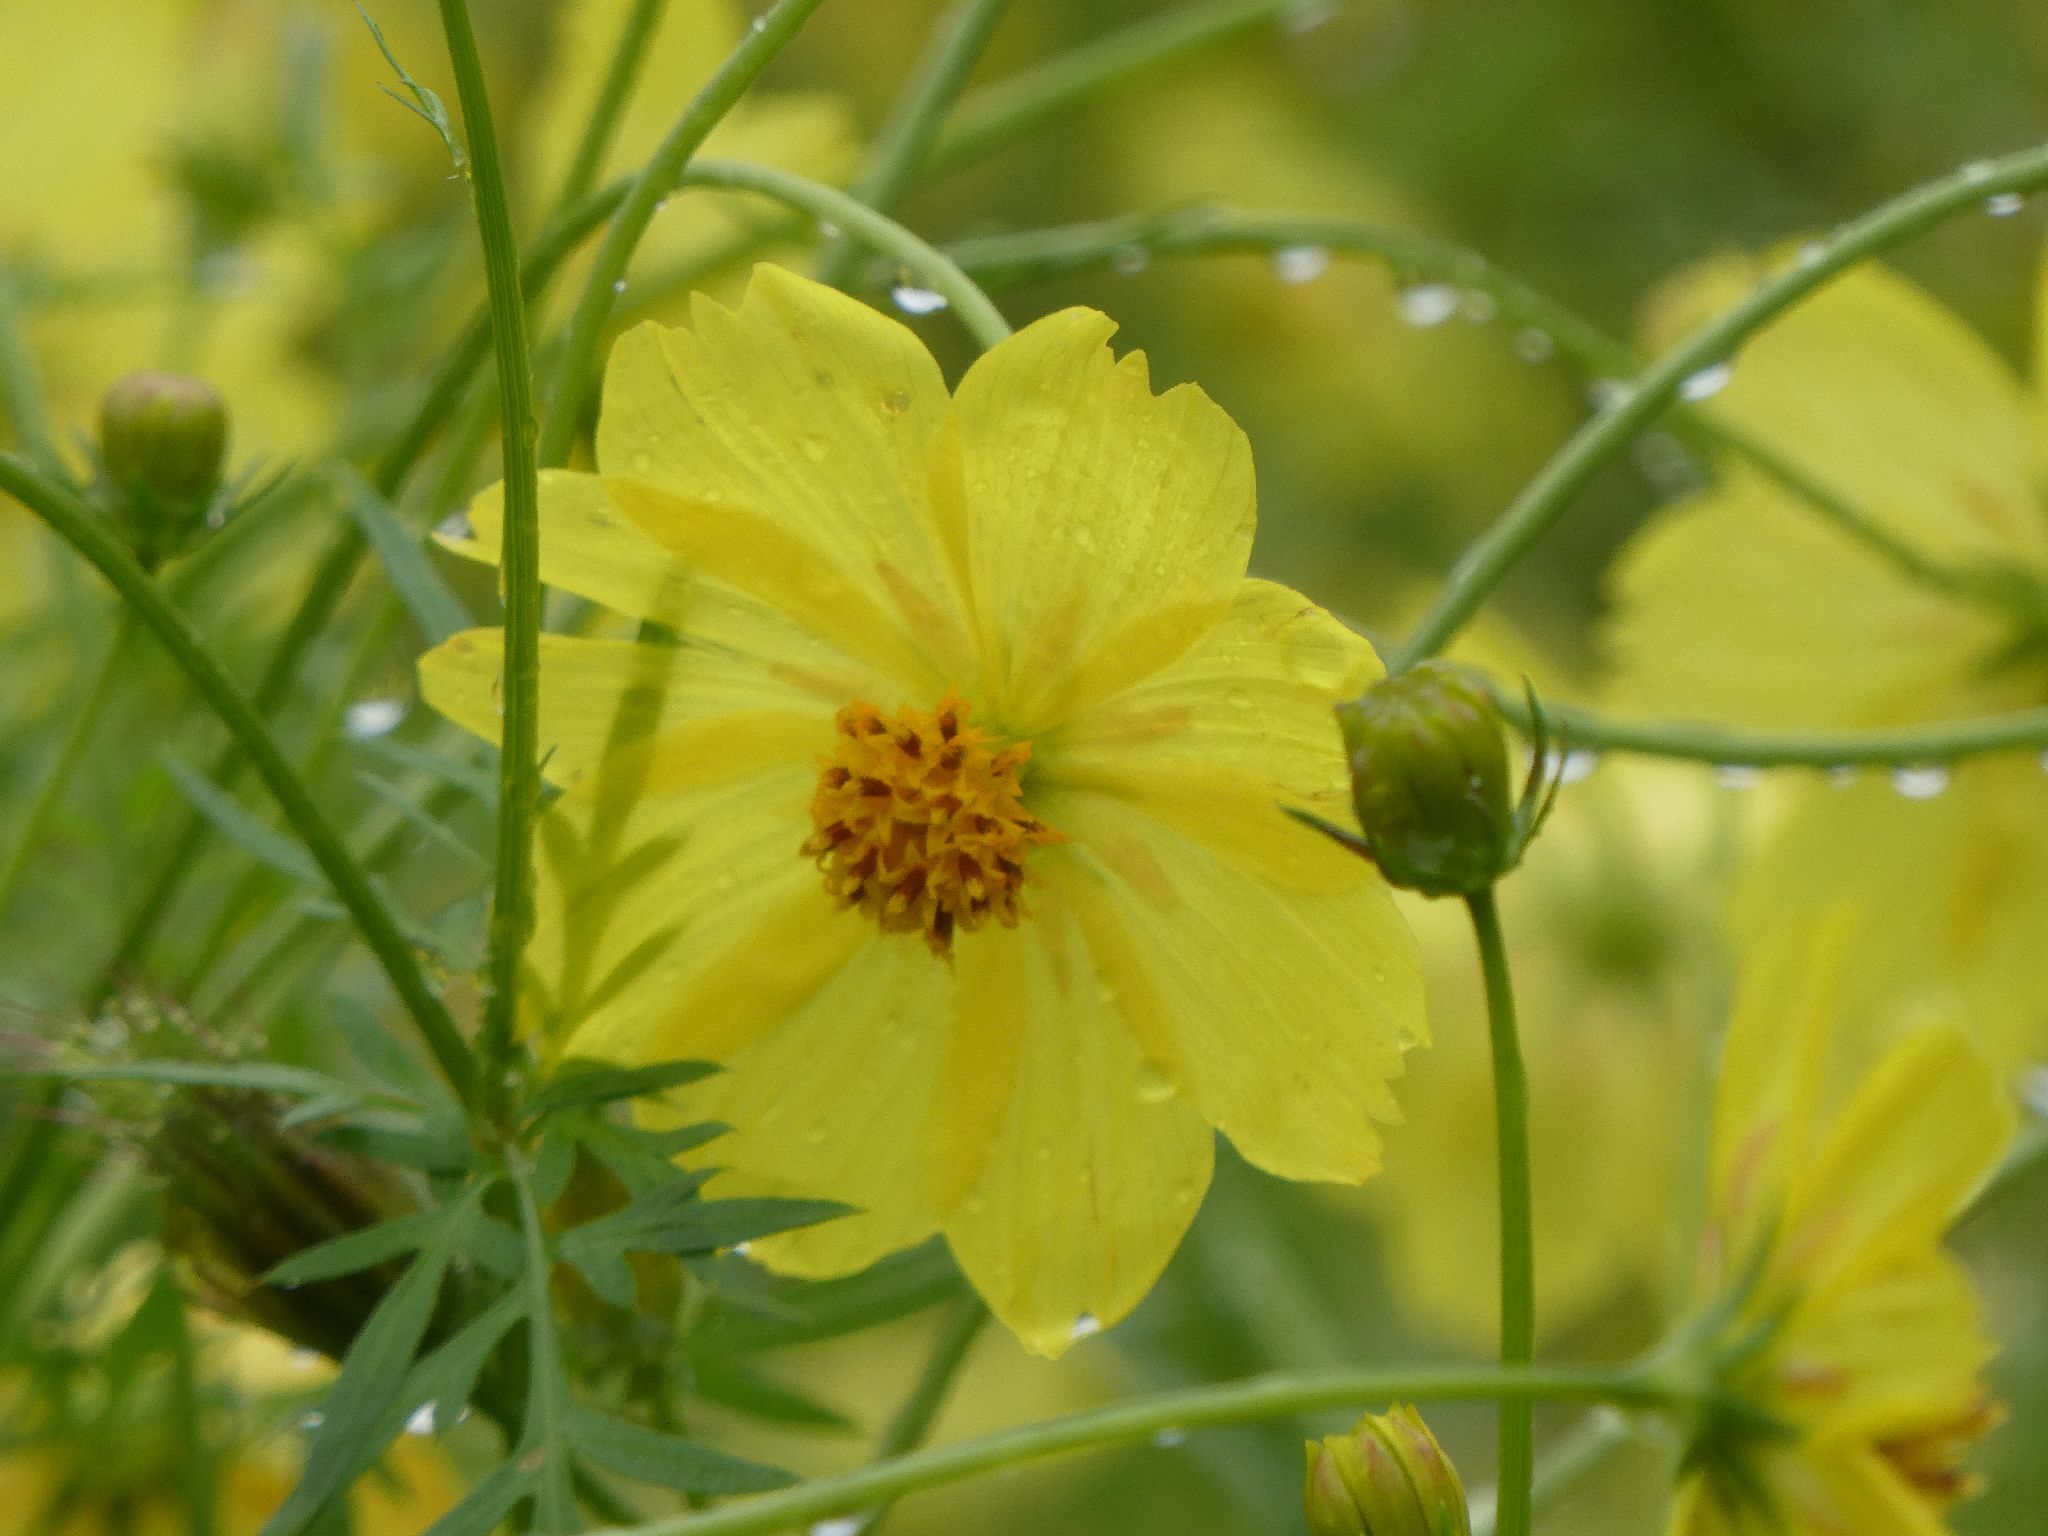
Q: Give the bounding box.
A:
[99,371,229,567]
[1332,662,1558,898]
[1304,1405,1471,1536]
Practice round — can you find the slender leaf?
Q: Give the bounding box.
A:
[161,751,324,885]
[351,734,495,801]
[691,1360,856,1432]
[331,996,450,1110]
[335,468,473,644]
[262,1207,453,1287]
[353,772,489,870]
[419,1461,530,1536]
[569,1407,794,1495]
[4,1059,356,1100]
[526,1058,719,1121]
[564,1243,637,1310]
[630,1196,850,1257]
[390,1289,526,1447]
[532,1127,578,1206]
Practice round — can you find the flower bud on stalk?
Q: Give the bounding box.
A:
[1304,1404,1472,1536]
[97,371,228,570]
[1324,662,1561,898]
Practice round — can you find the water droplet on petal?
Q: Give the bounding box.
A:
[1271,244,1330,285]
[653,197,669,213]
[1987,192,2027,217]
[611,278,629,295]
[732,1240,754,1258]
[406,1403,438,1436]
[1514,327,1554,363]
[300,1410,326,1431]
[1558,747,1600,784]
[345,697,407,740]
[1678,361,1733,401]
[435,510,473,541]
[1891,763,1949,799]
[1397,283,1459,327]
[1714,764,1761,790]
[891,284,948,316]
[1070,1312,1103,1341]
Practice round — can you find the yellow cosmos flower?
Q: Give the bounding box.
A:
[1605,252,2048,1069]
[421,265,1425,1354]
[1669,914,2015,1536]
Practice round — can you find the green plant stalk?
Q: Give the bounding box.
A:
[855,1297,989,1536]
[1465,887,1535,1536]
[812,0,1014,289]
[946,207,2002,614]
[1486,688,2048,769]
[439,0,545,1117]
[1474,1409,1635,1536]
[0,454,478,1107]
[538,0,833,468]
[593,1363,1664,1536]
[555,0,672,211]
[680,160,1011,347]
[1393,141,2048,670]
[928,0,1297,173]
[0,613,136,922]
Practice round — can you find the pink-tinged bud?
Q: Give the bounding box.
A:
[1303,1405,1471,1536]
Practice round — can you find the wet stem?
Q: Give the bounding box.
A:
[1466,885,1535,1536]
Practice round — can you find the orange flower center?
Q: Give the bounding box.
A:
[801,690,1063,956]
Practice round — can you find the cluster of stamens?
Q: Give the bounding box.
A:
[802,690,1061,957]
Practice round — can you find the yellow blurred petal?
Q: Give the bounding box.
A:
[1605,467,2017,729]
[942,883,1214,1357]
[949,308,1256,731]
[1778,1027,2015,1299]
[598,271,974,690]
[1643,257,2048,569]
[1791,1443,1953,1536]
[1736,761,2048,1071]
[1047,797,1418,1185]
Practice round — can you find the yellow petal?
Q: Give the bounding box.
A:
[1040,578,1383,890]
[597,269,974,690]
[1735,762,2048,1072]
[1790,1443,1953,1536]
[1643,257,2048,569]
[453,470,692,626]
[1777,1026,2015,1301]
[1046,793,1419,1185]
[941,880,1215,1356]
[1605,468,2014,729]
[949,307,1256,731]
[660,931,957,1277]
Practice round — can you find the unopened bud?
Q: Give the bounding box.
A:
[1304,1405,1471,1536]
[1332,663,1556,897]
[99,371,228,567]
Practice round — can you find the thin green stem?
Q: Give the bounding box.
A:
[1466,886,1534,1536]
[0,261,67,482]
[1486,686,2048,769]
[1394,142,2048,669]
[929,0,1297,173]
[592,1364,1662,1536]
[0,454,478,1107]
[813,0,1014,289]
[555,0,672,211]
[538,0,833,468]
[854,1297,989,1536]
[439,0,545,1115]
[1475,1409,1636,1536]
[680,160,1011,348]
[0,613,136,924]
[946,207,2005,615]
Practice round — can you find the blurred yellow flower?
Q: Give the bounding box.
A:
[1668,914,2015,1536]
[422,265,1425,1354]
[1605,253,2048,1070]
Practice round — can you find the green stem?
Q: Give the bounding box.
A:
[0,613,136,924]
[0,260,66,482]
[1393,142,2048,669]
[0,453,478,1108]
[1475,1409,1635,1536]
[813,0,1014,289]
[945,207,2000,615]
[854,1297,989,1536]
[929,0,1297,173]
[593,1364,1661,1536]
[439,0,545,1116]
[680,160,1011,348]
[1466,886,1534,1536]
[555,0,672,211]
[1487,687,2048,769]
[537,0,833,468]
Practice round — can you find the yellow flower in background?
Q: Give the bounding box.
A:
[1669,914,2015,1536]
[422,265,1425,1354]
[1604,253,2048,1070]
